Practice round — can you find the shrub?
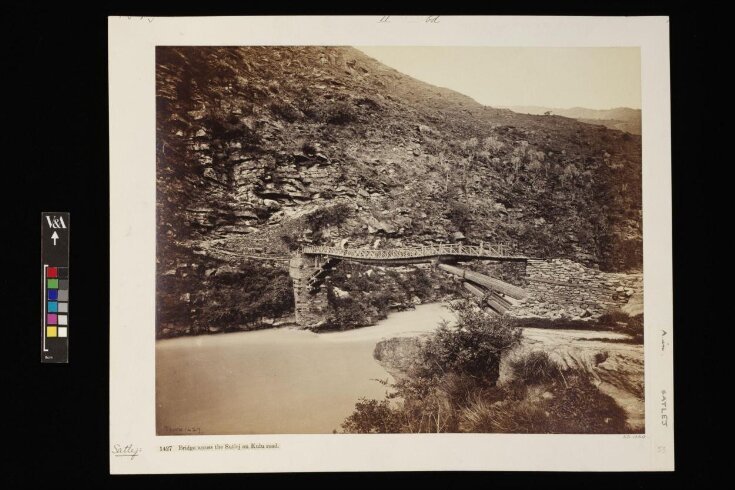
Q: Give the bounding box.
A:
[297,97,322,121]
[622,314,643,343]
[326,101,357,125]
[459,373,628,433]
[305,203,352,231]
[269,101,301,123]
[201,116,260,146]
[341,399,402,433]
[356,97,382,111]
[508,351,562,386]
[325,293,374,330]
[279,232,300,251]
[460,397,551,433]
[598,310,630,326]
[542,375,629,433]
[301,141,318,155]
[446,200,473,233]
[413,300,522,386]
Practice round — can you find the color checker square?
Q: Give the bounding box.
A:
[47,326,57,338]
[58,290,68,301]
[47,279,58,289]
[57,268,69,279]
[58,327,67,338]
[48,302,58,313]
[47,267,57,278]
[58,315,67,325]
[48,289,57,300]
[58,302,68,313]
[48,314,57,324]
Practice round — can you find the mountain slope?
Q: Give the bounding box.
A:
[155,46,642,334]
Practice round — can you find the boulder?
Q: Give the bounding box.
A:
[621,292,643,317]
[263,199,281,209]
[364,216,397,234]
[234,209,259,219]
[203,167,217,180]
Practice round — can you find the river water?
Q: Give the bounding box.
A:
[156,303,454,435]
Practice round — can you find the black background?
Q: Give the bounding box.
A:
[3,2,717,488]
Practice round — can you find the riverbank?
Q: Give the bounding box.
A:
[371,320,644,433]
[156,302,453,435]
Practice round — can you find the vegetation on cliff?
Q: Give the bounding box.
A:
[320,263,455,331]
[155,46,642,335]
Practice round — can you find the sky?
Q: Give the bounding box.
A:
[356,47,641,110]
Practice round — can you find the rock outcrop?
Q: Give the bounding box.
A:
[500,328,644,432]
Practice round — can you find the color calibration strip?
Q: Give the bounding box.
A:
[42,212,69,363]
[46,267,69,340]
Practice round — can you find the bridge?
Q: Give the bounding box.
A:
[300,243,527,264]
[289,243,529,327]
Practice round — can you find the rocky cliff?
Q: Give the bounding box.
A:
[155,46,642,336]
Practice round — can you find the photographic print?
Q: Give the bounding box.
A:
[154,45,644,436]
[110,15,672,473]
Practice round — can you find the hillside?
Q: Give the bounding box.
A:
[505,106,642,135]
[155,46,642,335]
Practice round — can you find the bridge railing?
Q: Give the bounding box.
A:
[301,243,522,260]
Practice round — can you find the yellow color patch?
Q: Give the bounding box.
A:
[47,326,57,338]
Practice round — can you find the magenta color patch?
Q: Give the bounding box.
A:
[47,314,57,324]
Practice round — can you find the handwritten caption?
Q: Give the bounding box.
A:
[112,444,142,460]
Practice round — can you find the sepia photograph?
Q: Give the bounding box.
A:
[154,45,645,436]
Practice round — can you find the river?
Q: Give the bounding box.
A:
[156,303,454,435]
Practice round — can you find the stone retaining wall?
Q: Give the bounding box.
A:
[510,259,642,319]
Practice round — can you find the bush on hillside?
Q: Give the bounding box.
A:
[341,399,402,434]
[458,372,627,433]
[306,203,352,232]
[508,351,562,386]
[446,200,473,233]
[326,101,358,125]
[269,101,302,122]
[412,300,522,387]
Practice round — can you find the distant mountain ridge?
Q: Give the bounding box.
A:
[503,106,641,135]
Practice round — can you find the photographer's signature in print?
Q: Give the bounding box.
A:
[112,444,142,460]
